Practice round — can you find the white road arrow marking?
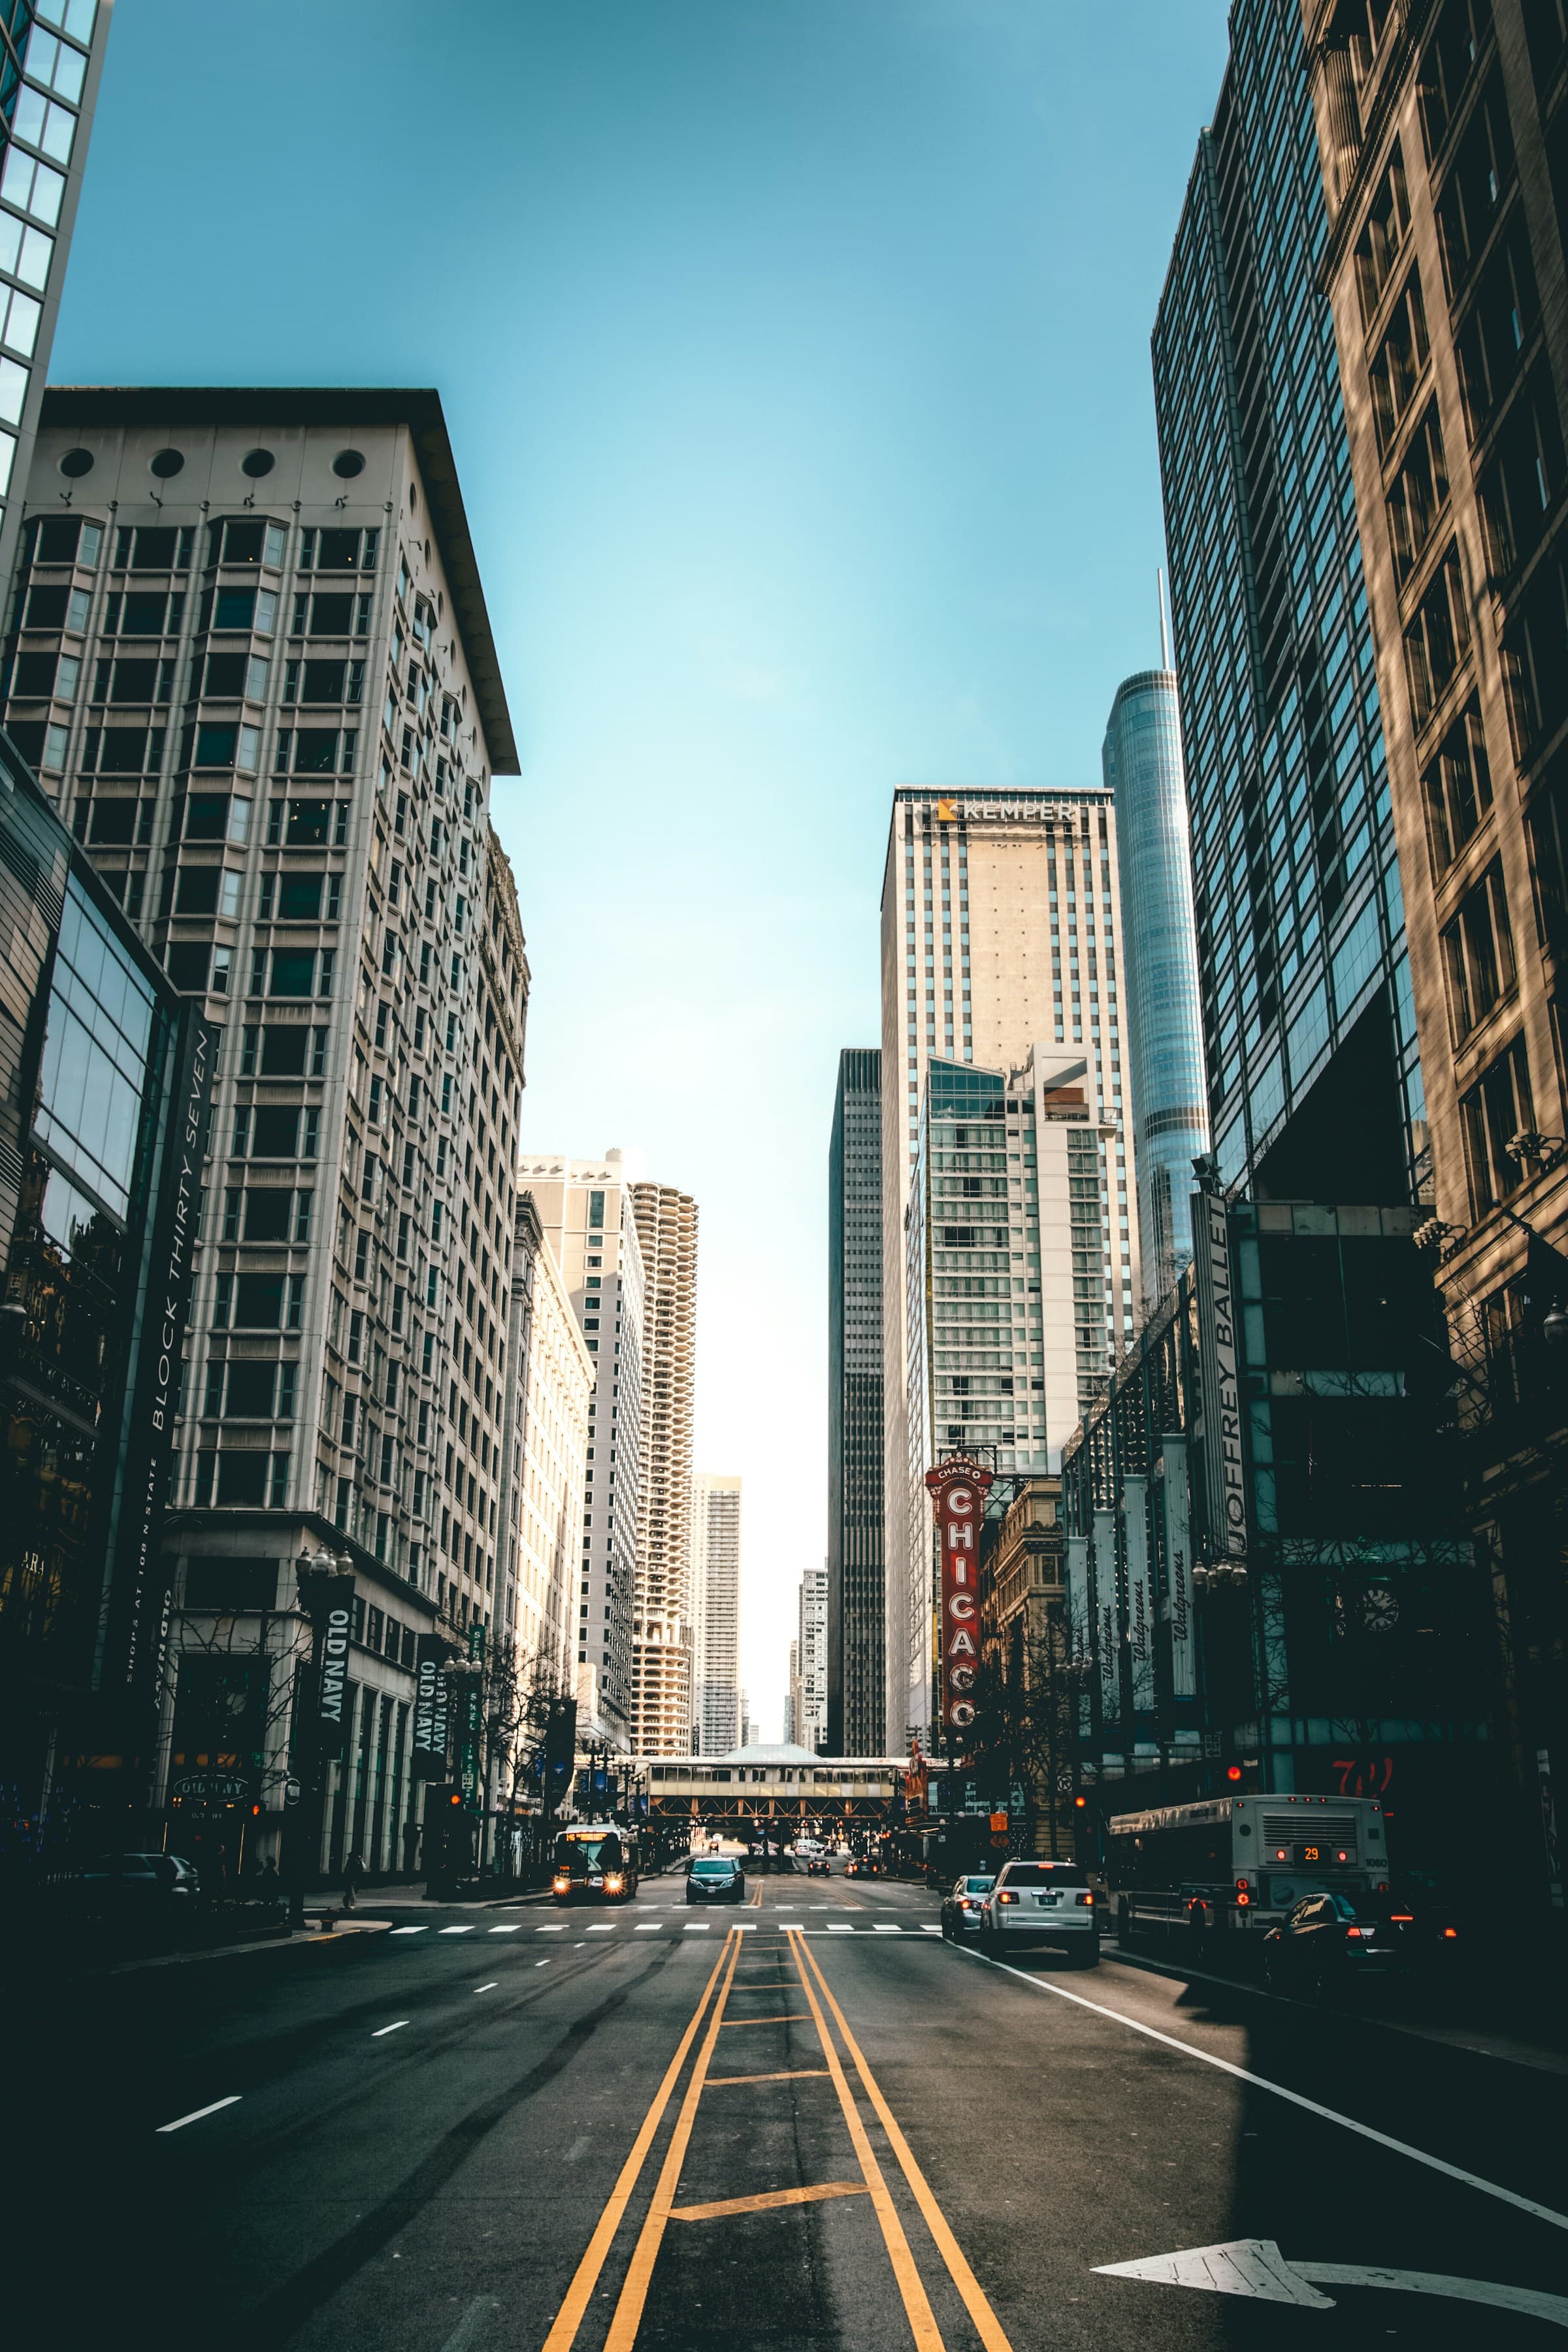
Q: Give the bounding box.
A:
[1096,2241,1568,2328]
[1098,2240,1333,2307]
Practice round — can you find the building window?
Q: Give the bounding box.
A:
[1442,860,1515,1043]
[1460,1032,1535,1214]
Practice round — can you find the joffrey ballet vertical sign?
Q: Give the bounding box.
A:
[925,1456,992,1737]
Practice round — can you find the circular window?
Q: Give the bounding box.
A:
[332,448,365,480]
[240,448,274,478]
[150,448,185,479]
[58,448,94,478]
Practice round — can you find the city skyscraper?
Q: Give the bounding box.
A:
[826,1045,884,1756]
[0,1,114,603]
[1102,662,1209,1306]
[630,1181,698,1754]
[881,785,1134,1743]
[2,388,527,1882]
[517,1149,645,1746]
[0,740,206,1861]
[689,1470,741,1757]
[498,1194,593,1703]
[1152,0,1420,1215]
[794,1564,828,1752]
[1299,0,1568,1910]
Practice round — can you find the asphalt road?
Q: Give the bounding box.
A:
[17,1869,1567,2350]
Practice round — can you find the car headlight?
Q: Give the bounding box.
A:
[553,1876,570,1892]
[604,1874,623,1892]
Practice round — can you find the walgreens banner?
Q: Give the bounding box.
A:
[924,1456,993,1736]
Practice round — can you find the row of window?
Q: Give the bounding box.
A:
[24,515,378,577]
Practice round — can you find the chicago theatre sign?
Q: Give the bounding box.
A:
[925,1456,993,1737]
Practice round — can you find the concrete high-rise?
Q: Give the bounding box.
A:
[689,1471,741,1757]
[2,389,527,1881]
[1298,0,1568,1910]
[517,1150,645,1746]
[630,1182,698,1755]
[826,1046,884,1756]
[795,1564,828,1752]
[1102,666,1210,1305]
[498,1194,593,1702]
[0,1,114,602]
[881,785,1135,1744]
[1152,1,1420,1215]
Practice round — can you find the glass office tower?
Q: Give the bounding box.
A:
[0,1,113,600]
[0,732,206,1870]
[1102,666,1209,1303]
[827,1047,883,1756]
[1152,0,1424,1211]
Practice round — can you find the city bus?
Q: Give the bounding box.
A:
[551,1823,641,1904]
[1103,1793,1391,1951]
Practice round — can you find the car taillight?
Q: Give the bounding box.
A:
[998,1891,1018,1904]
[1389,1913,1414,1923]
[1077,1892,1094,1907]
[1347,1926,1373,1938]
[959,1899,975,1910]
[1443,1927,1458,1938]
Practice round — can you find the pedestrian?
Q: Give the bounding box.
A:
[342,1848,365,1913]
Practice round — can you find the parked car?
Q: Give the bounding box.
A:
[685,1855,746,1904]
[1262,1889,1458,1994]
[939,1874,995,1938]
[72,1852,201,1923]
[979,1859,1099,1964]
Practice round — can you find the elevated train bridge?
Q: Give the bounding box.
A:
[640,1744,908,1845]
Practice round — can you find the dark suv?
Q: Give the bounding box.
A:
[685,1855,745,1904]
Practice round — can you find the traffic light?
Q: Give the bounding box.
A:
[1226,1765,1243,1782]
[1073,1795,1087,1810]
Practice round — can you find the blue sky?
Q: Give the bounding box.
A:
[56,0,1231,1735]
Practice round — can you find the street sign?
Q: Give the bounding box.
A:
[1094,2241,1568,2328]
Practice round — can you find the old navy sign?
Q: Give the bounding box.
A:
[412,1633,451,1780]
[314,1576,356,1762]
[925,1455,992,1735]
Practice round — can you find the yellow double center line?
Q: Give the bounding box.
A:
[542,1919,1015,2352]
[539,1931,737,2352]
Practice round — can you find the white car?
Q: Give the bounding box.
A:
[979,1859,1100,1965]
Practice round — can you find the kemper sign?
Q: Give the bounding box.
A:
[924,1456,992,1734]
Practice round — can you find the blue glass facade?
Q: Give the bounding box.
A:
[1102,668,1209,1301]
[0,738,207,1870]
[1152,0,1426,1210]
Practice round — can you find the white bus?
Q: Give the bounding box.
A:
[1103,1793,1391,1950]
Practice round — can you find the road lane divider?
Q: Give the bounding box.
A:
[706,2069,831,2087]
[599,1932,743,2352]
[370,2020,410,2038]
[958,1946,1568,2235]
[794,1933,1017,2352]
[155,2095,241,2134]
[539,1930,736,2352]
[787,1930,945,2352]
[671,2183,868,2222]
